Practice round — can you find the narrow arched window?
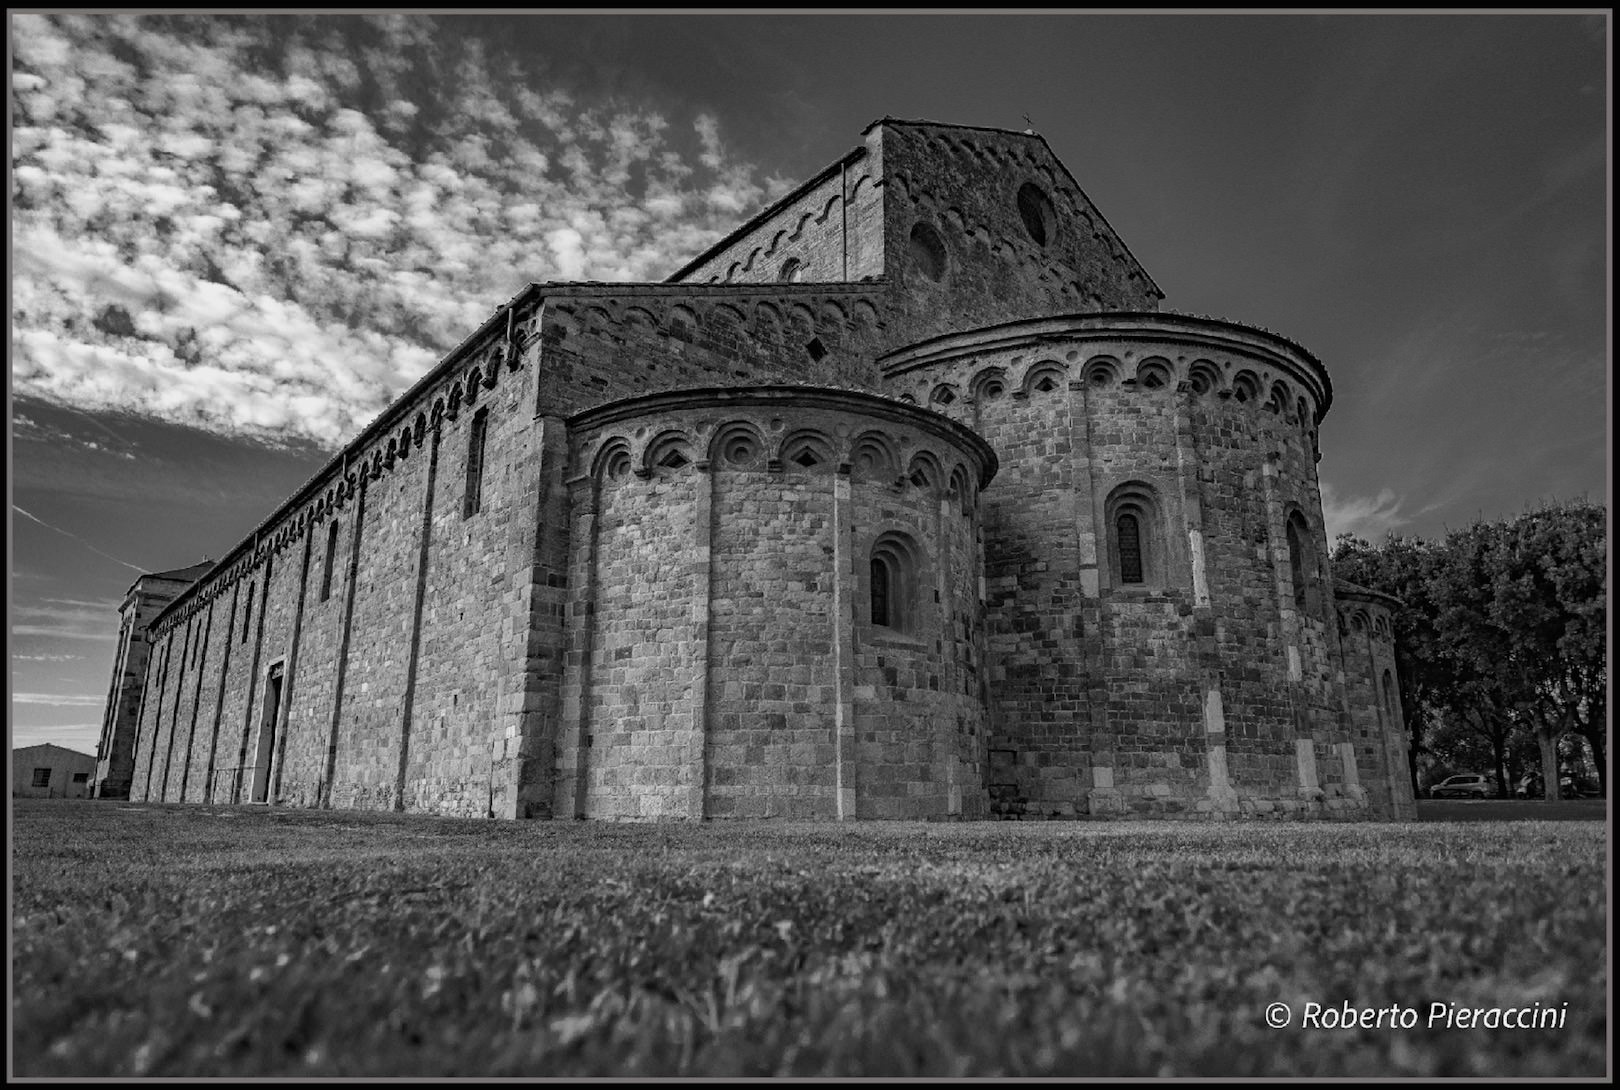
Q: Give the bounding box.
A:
[868,533,920,633]
[320,519,340,602]
[1286,513,1311,611]
[1104,482,1164,590]
[464,408,489,517]
[241,583,254,644]
[870,555,893,628]
[1117,513,1144,584]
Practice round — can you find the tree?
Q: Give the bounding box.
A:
[1432,503,1607,802]
[1428,523,1530,798]
[1333,501,1607,803]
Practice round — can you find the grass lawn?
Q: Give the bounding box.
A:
[11,799,1607,1077]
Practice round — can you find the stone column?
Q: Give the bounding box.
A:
[177,600,215,802]
[831,469,858,820]
[204,585,240,804]
[393,425,441,811]
[1072,377,1121,815]
[688,455,715,820]
[233,553,275,804]
[506,415,570,820]
[1261,451,1320,810]
[158,614,195,801]
[558,477,600,818]
[936,487,959,816]
[321,476,367,808]
[269,514,316,804]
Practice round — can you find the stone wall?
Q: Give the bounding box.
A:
[131,299,547,816]
[669,133,884,286]
[1336,588,1417,821]
[881,312,1387,819]
[558,387,995,820]
[129,278,895,820]
[878,121,1163,350]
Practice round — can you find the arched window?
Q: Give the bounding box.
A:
[1117,512,1144,584]
[868,533,921,633]
[870,554,894,628]
[320,519,340,602]
[1285,510,1319,615]
[1104,482,1165,589]
[908,222,947,281]
[241,583,255,644]
[464,408,489,517]
[779,258,803,283]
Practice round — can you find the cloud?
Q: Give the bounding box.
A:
[10,726,100,755]
[11,15,781,449]
[1319,483,1409,543]
[13,410,139,459]
[12,627,117,642]
[11,595,120,641]
[12,692,109,708]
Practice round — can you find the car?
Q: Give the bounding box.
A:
[1430,773,1495,799]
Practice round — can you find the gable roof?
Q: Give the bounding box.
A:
[870,117,1162,299]
[13,743,96,761]
[666,117,1162,299]
[665,144,867,284]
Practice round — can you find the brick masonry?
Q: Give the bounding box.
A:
[119,118,1413,821]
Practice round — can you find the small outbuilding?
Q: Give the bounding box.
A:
[13,744,97,799]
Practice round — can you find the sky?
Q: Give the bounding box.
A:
[9,12,1611,756]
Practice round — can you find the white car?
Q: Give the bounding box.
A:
[1430,773,1494,799]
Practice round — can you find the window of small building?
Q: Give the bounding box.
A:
[72,772,89,784]
[32,768,51,787]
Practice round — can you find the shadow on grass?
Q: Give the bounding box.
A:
[1417,798,1607,822]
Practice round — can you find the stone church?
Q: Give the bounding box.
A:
[104,118,1417,821]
